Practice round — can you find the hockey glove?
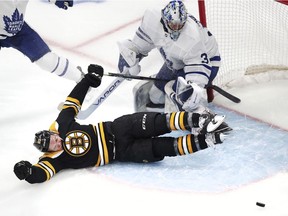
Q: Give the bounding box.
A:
[84,64,103,88]
[50,0,73,10]
[14,161,32,180]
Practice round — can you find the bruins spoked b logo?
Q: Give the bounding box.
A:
[64,131,91,156]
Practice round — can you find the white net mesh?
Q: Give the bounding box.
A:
[203,0,288,87]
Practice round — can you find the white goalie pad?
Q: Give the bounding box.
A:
[133,80,155,112]
[164,81,181,113]
[133,79,177,113]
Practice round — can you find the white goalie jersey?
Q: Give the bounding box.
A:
[0,0,29,39]
[132,9,221,87]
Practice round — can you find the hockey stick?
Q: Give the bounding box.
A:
[77,73,156,119]
[77,77,125,119]
[105,72,171,82]
[105,72,241,103]
[77,72,240,119]
[209,85,241,103]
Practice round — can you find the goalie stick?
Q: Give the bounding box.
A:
[105,72,241,103]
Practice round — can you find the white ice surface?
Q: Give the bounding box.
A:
[0,1,288,216]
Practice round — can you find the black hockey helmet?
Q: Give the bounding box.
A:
[33,130,55,152]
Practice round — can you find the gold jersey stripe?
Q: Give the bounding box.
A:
[34,163,51,180]
[49,121,59,134]
[96,154,101,167]
[66,97,80,106]
[40,150,63,160]
[62,96,82,114]
[93,123,110,166]
[99,122,109,164]
[41,161,56,175]
[62,105,78,113]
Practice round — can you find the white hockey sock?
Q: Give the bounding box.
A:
[35,52,83,82]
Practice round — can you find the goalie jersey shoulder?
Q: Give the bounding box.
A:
[139,9,166,40]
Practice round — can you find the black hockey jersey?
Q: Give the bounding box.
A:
[25,79,115,184]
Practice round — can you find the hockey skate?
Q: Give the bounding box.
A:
[191,107,232,135]
[204,132,227,149]
[195,131,227,151]
[189,108,228,135]
[199,113,225,134]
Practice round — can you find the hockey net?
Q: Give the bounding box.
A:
[199,0,288,88]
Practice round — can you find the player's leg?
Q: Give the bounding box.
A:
[112,111,227,140]
[167,110,228,135]
[35,52,84,82]
[8,22,83,82]
[152,132,225,158]
[116,132,225,163]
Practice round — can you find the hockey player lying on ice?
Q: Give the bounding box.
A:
[14,64,231,184]
[118,0,221,112]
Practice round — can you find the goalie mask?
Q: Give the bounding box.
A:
[161,0,187,41]
[33,130,55,152]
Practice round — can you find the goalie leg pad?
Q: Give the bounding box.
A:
[149,84,165,104]
[133,80,154,112]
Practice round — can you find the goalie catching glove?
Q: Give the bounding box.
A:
[176,77,206,111]
[117,39,146,78]
[84,64,104,88]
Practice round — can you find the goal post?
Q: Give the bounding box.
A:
[198,0,207,27]
[198,0,288,88]
[275,0,288,6]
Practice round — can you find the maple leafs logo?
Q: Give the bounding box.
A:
[3,9,24,35]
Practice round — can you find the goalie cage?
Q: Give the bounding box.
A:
[197,0,288,88]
